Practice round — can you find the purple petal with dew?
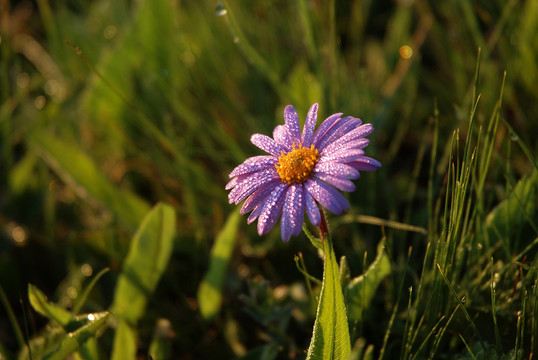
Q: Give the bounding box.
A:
[257,183,288,235]
[304,190,321,226]
[228,168,279,204]
[301,103,318,147]
[241,179,281,215]
[284,105,301,143]
[314,161,360,180]
[281,184,304,242]
[314,173,357,192]
[321,136,371,157]
[316,117,363,152]
[247,203,264,224]
[319,148,366,164]
[348,156,382,171]
[225,176,240,191]
[229,156,277,178]
[251,133,284,157]
[273,125,293,151]
[305,178,350,215]
[311,113,342,147]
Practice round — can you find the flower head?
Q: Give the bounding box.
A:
[227,103,381,242]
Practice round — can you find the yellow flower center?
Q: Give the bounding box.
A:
[275,143,320,185]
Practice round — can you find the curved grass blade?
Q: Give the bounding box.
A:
[28,284,73,327]
[29,132,150,231]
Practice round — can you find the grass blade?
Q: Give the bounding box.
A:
[197,209,241,320]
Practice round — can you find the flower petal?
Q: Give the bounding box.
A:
[319,148,366,164]
[273,125,293,151]
[304,190,321,226]
[316,117,363,152]
[321,138,370,157]
[284,105,301,143]
[305,178,350,215]
[311,113,342,147]
[314,161,360,180]
[241,179,281,215]
[257,183,288,235]
[228,168,279,204]
[348,156,382,171]
[314,173,357,192]
[229,156,277,178]
[281,184,304,242]
[251,133,284,157]
[301,103,318,147]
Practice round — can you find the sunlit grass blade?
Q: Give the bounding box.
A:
[197,209,241,320]
[42,312,110,360]
[110,202,176,359]
[28,284,73,327]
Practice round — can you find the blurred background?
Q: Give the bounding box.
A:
[1,0,537,358]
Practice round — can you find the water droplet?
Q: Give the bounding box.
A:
[215,2,227,16]
[87,313,95,321]
[510,131,517,141]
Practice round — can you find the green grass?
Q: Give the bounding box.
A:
[1,0,537,359]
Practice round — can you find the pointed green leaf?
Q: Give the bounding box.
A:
[197,210,241,319]
[111,202,176,323]
[42,312,110,360]
[29,132,150,230]
[347,241,391,321]
[28,284,73,327]
[306,236,351,360]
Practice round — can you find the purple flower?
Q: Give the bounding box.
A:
[227,103,381,242]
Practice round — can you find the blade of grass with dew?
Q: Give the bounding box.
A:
[347,240,391,321]
[110,202,176,360]
[305,235,350,360]
[42,311,110,360]
[197,209,240,320]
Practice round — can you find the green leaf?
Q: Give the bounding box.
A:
[111,320,137,360]
[29,132,150,231]
[28,284,73,327]
[197,209,241,319]
[110,202,176,360]
[306,236,351,360]
[346,240,391,321]
[111,202,176,322]
[485,169,538,247]
[42,312,110,360]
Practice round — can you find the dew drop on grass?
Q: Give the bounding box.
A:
[510,131,517,141]
[215,2,227,16]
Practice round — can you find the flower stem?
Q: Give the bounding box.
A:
[319,209,330,243]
